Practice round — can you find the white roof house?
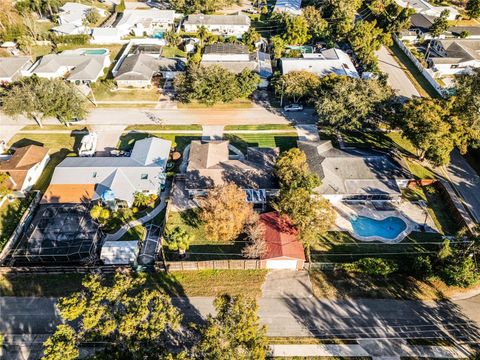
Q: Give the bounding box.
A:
[115,9,176,37]
[394,0,459,20]
[183,14,250,38]
[47,137,171,207]
[30,48,111,83]
[0,57,32,83]
[101,241,139,265]
[274,0,302,15]
[429,39,480,76]
[280,48,359,78]
[58,2,107,26]
[90,27,123,44]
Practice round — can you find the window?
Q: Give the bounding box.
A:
[141,173,148,180]
[92,172,97,178]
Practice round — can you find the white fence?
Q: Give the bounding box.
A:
[393,35,446,98]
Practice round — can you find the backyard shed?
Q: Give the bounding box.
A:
[101,241,139,265]
[260,212,305,270]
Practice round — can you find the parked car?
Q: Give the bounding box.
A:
[284,104,303,112]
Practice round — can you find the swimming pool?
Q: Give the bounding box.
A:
[84,49,108,55]
[350,215,407,240]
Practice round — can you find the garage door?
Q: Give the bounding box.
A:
[266,259,298,270]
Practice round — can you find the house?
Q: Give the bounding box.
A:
[51,23,88,35]
[43,137,171,207]
[201,43,272,87]
[394,0,459,20]
[273,0,302,16]
[183,14,250,38]
[113,41,186,87]
[280,48,359,78]
[30,48,111,83]
[185,140,279,204]
[447,26,480,40]
[0,145,49,194]
[90,27,123,44]
[260,212,305,270]
[298,140,411,202]
[114,9,176,37]
[0,57,32,83]
[58,2,107,26]
[428,39,480,76]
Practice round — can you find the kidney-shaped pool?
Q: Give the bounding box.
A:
[349,215,407,241]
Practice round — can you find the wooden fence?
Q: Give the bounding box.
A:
[163,259,263,271]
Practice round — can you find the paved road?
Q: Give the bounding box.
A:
[375,46,420,101]
[445,150,480,223]
[0,107,316,127]
[1,296,478,342]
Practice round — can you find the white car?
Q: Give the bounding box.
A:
[284,104,303,112]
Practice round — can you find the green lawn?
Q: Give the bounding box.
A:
[118,132,202,153]
[20,125,89,131]
[0,270,267,297]
[0,196,32,251]
[224,124,295,131]
[91,82,160,102]
[161,46,187,58]
[310,231,444,263]
[119,225,147,241]
[225,133,298,153]
[177,99,254,109]
[165,210,245,261]
[8,132,84,192]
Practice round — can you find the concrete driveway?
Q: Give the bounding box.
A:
[90,125,126,156]
[261,270,314,299]
[375,46,420,100]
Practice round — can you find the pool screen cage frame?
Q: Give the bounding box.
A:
[9,203,103,265]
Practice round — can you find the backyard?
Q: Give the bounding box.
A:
[165,210,245,261]
[0,196,33,251]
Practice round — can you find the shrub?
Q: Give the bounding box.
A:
[343,257,399,277]
[412,256,433,279]
[442,257,479,288]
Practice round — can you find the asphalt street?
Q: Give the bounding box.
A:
[375,45,420,100]
[1,296,479,342]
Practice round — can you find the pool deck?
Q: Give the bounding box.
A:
[333,201,439,243]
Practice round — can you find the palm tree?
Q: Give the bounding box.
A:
[196,25,209,47]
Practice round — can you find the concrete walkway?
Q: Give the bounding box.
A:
[296,124,320,141]
[201,125,224,140]
[1,125,24,146]
[103,186,169,241]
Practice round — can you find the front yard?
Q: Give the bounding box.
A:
[91,82,160,102]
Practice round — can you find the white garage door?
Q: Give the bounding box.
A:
[266,259,298,270]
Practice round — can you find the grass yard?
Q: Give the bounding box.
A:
[8,132,84,192]
[165,210,245,261]
[118,132,202,153]
[310,231,444,263]
[224,124,295,131]
[0,196,32,251]
[0,270,267,297]
[125,125,202,131]
[161,46,187,58]
[225,133,298,153]
[91,82,160,102]
[119,225,147,241]
[310,270,480,301]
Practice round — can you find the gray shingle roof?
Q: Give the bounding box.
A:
[431,39,480,64]
[298,140,411,196]
[33,54,107,81]
[115,54,186,81]
[204,43,249,55]
[0,57,31,79]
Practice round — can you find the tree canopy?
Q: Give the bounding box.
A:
[400,98,454,166]
[315,75,393,130]
[280,13,311,45]
[349,20,392,70]
[194,294,268,360]
[174,65,259,105]
[273,71,321,104]
[430,10,450,38]
[275,147,320,190]
[198,183,254,242]
[169,0,235,13]
[1,76,89,127]
[467,0,480,19]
